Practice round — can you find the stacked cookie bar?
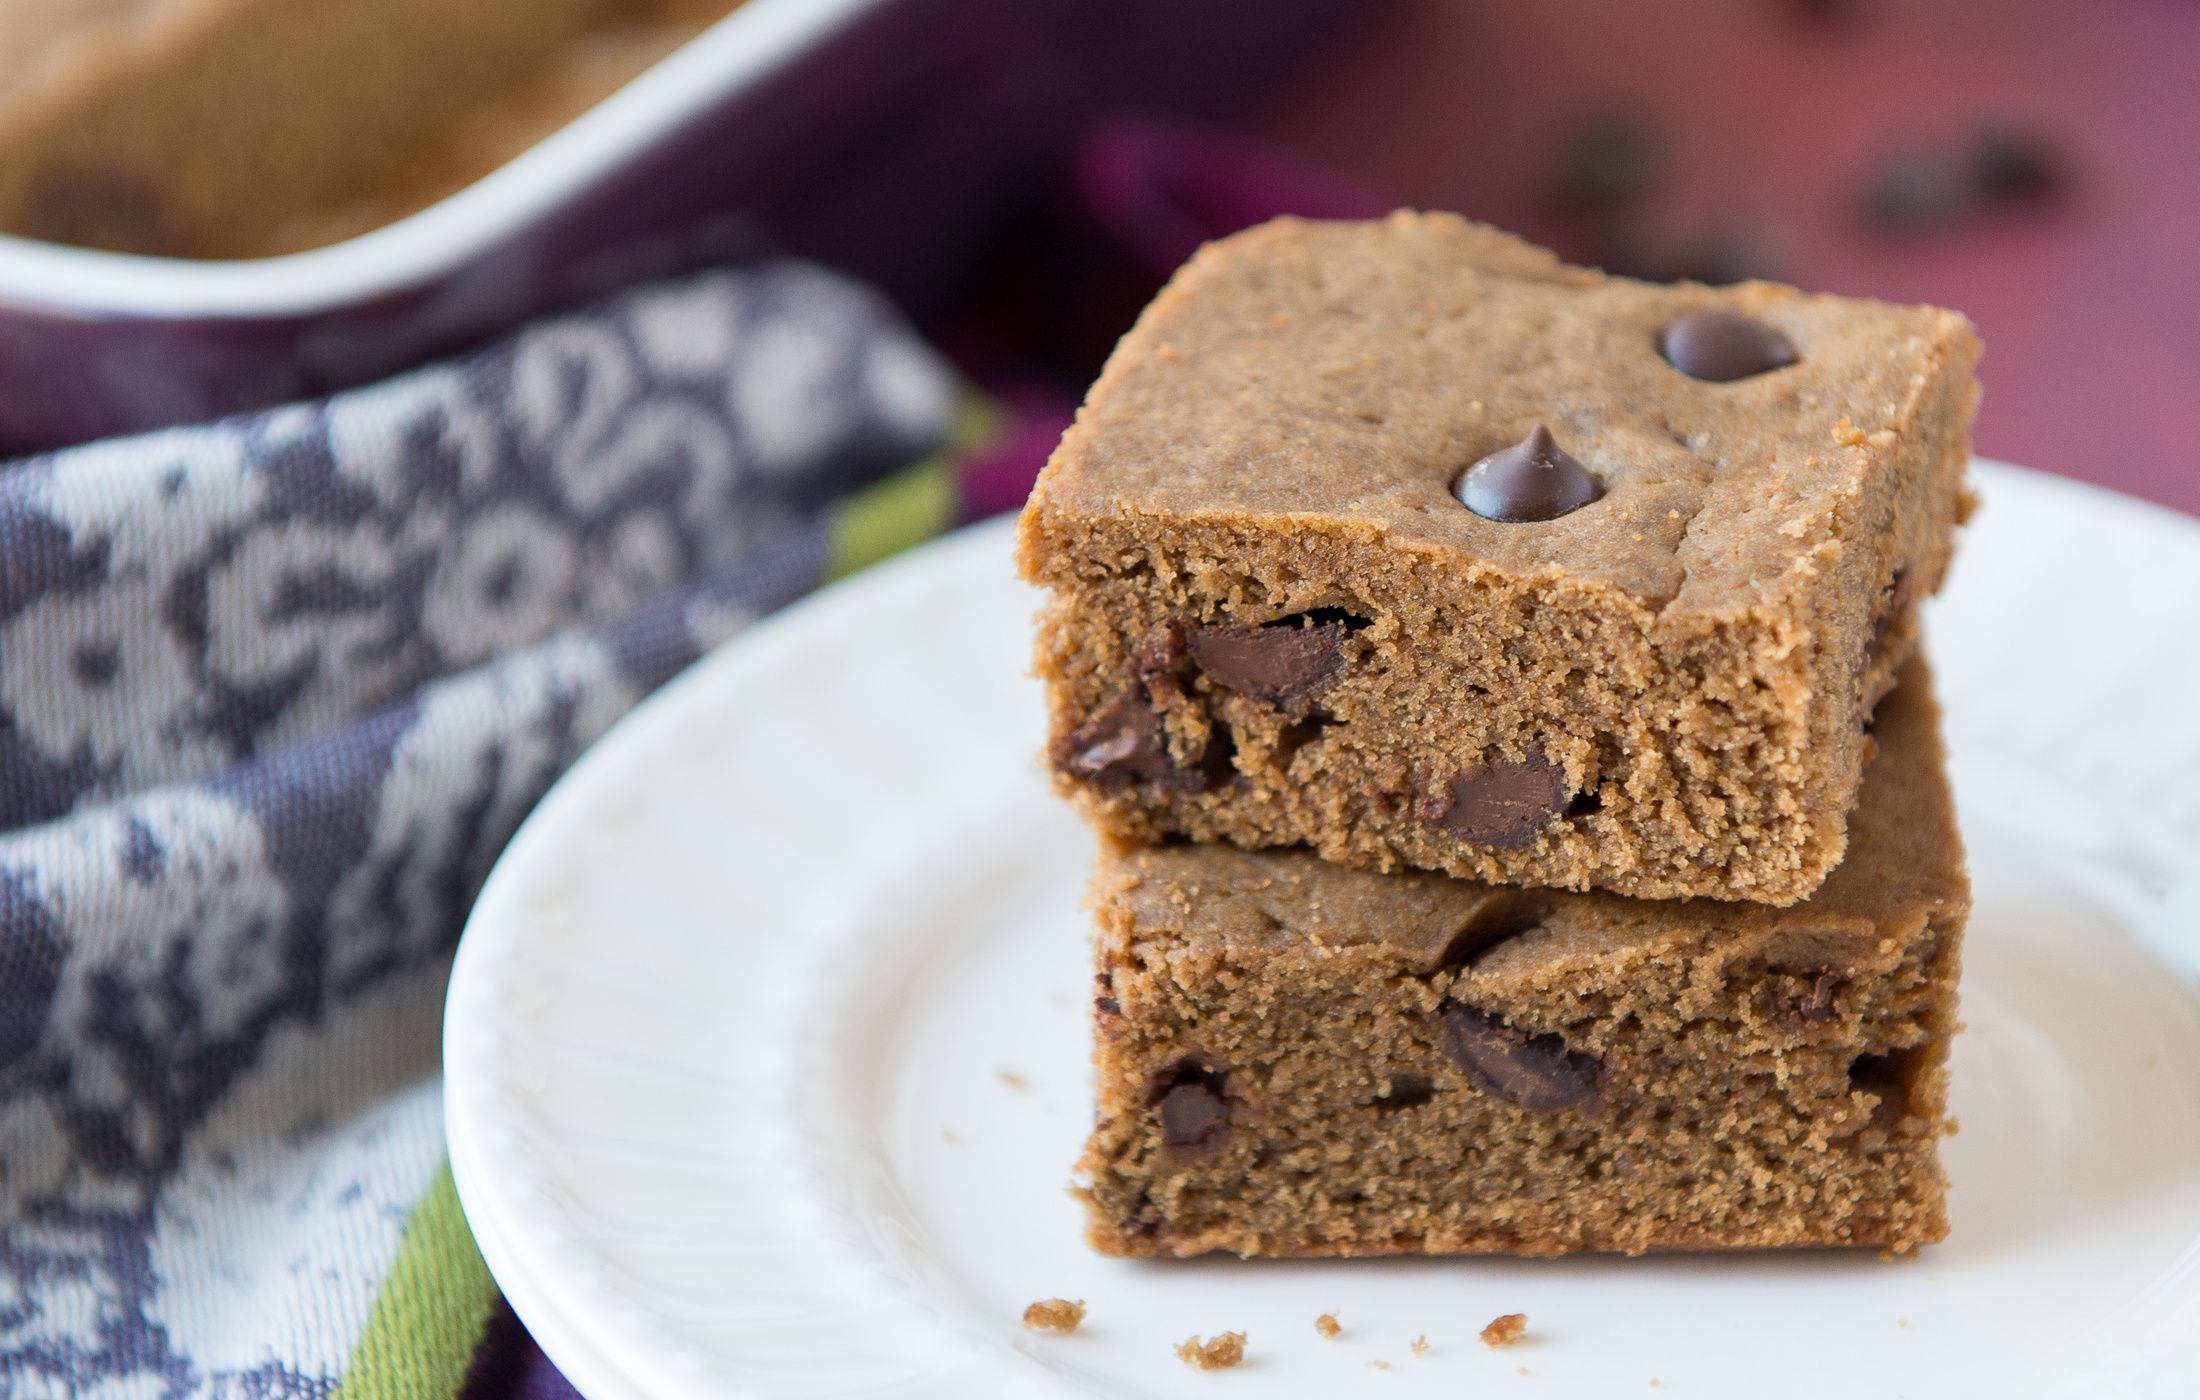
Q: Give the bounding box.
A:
[1017,213,1979,1257]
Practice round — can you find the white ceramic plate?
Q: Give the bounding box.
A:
[445,462,2200,1400]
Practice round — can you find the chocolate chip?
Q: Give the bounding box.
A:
[1159,1083,1228,1149]
[1427,893,1549,972]
[1660,310,1799,382]
[1371,1073,1436,1112]
[1189,618,1345,703]
[1196,719,1239,787]
[1275,709,1339,769]
[1054,693,1174,784]
[1055,622,1237,792]
[1437,1004,1602,1112]
[1429,757,1568,848]
[1866,565,1912,661]
[1779,0,1865,24]
[1457,426,1602,523]
[1132,619,1191,691]
[1969,125,2071,206]
[1093,963,1124,1032]
[1150,1058,1230,1156]
[1597,221,1782,287]
[1844,1049,1918,1136]
[1543,110,1665,215]
[1798,971,1842,1022]
[1864,126,2071,238]
[1863,148,1974,234]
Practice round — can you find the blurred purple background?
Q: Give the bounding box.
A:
[1225,0,2199,515]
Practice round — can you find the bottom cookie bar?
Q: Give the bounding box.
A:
[1079,657,1966,1258]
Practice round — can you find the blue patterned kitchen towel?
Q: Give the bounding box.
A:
[0,260,964,1396]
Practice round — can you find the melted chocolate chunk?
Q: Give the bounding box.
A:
[1055,621,1237,791]
[1427,893,1550,972]
[1371,1073,1437,1112]
[1274,710,1339,769]
[1457,425,1603,522]
[1868,566,1913,649]
[1798,971,1843,1022]
[1429,757,1569,849]
[1437,1004,1603,1112]
[1054,693,1174,784]
[1660,310,1799,382]
[1189,617,1346,703]
[1761,967,1847,1030]
[1159,1083,1227,1148]
[1844,1049,1918,1136]
[1093,962,1124,1032]
[1196,719,1239,787]
[1150,1058,1231,1156]
[1132,619,1191,691]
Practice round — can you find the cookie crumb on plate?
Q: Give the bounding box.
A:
[1021,1299,1084,1333]
[1314,1313,1341,1339]
[1482,1313,1527,1347]
[1175,1331,1246,1369]
[1411,1334,1431,1356]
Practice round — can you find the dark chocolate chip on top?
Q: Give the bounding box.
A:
[1659,309,1799,382]
[1456,425,1603,523]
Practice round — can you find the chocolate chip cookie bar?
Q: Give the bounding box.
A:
[1079,655,1966,1258]
[1018,212,1979,904]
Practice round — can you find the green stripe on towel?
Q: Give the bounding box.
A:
[826,396,1003,580]
[335,1163,500,1400]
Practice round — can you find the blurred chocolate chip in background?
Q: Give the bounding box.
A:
[1542,109,1666,215]
[1862,147,1974,233]
[1778,0,1868,27]
[1591,217,1784,286]
[1968,123,2072,207]
[1863,121,2074,235]
[1537,101,1783,287]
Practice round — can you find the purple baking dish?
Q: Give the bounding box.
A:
[0,0,1338,452]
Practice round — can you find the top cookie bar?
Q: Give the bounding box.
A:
[1017,212,1979,904]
